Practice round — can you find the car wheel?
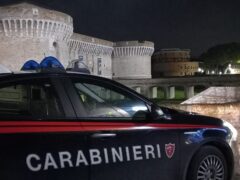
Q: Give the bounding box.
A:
[187,146,227,180]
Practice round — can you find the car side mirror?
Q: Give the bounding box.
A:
[132,110,152,121]
[150,104,172,121]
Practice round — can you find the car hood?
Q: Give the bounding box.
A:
[161,107,224,126]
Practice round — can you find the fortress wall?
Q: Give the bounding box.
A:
[95,54,112,79]
[0,3,73,70]
[112,41,154,79]
[56,40,71,67]
[0,37,56,70]
[113,55,152,79]
[69,35,113,78]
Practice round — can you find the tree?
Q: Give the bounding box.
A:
[200,42,240,68]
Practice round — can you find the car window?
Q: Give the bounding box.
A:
[73,80,149,119]
[0,78,64,119]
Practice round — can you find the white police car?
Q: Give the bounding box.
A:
[0,57,236,180]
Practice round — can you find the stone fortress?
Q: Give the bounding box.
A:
[152,48,199,77]
[0,2,154,79]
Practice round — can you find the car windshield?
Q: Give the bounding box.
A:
[74,81,149,118]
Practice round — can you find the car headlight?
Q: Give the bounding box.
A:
[223,120,238,141]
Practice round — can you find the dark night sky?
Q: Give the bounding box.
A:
[1,0,240,56]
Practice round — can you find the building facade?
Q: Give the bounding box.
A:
[152,48,199,77]
[0,3,154,79]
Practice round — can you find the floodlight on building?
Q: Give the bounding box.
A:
[228,64,234,74]
[224,63,234,74]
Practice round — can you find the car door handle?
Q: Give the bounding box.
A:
[91,133,116,138]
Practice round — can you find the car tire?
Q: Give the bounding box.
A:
[187,146,228,180]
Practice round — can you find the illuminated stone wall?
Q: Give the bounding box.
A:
[152,61,199,76]
[0,3,73,69]
[152,48,199,77]
[68,33,114,79]
[181,103,240,128]
[113,41,154,79]
[153,48,191,62]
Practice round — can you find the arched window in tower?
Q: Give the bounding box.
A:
[53,41,57,48]
[43,21,48,37]
[79,55,83,62]
[33,20,38,36]
[38,21,43,36]
[28,20,32,36]
[22,20,26,36]
[32,8,39,16]
[16,19,20,32]
[10,20,15,35]
[0,21,4,33]
[97,58,102,75]
[53,42,59,58]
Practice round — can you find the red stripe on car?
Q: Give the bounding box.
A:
[0,121,221,134]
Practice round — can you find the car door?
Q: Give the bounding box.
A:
[65,75,180,180]
[0,75,90,180]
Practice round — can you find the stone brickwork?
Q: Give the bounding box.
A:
[0,3,73,68]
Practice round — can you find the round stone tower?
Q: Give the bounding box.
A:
[0,3,73,70]
[112,41,154,79]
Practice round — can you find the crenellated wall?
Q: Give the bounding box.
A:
[112,41,154,79]
[0,3,73,69]
[0,19,72,41]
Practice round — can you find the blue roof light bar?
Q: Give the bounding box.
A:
[21,57,65,73]
[40,56,65,73]
[21,60,40,71]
